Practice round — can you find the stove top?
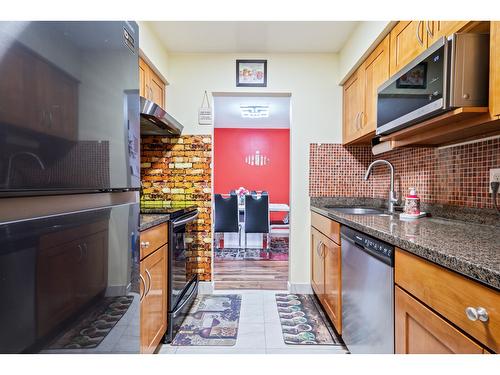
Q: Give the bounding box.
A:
[140,205,198,219]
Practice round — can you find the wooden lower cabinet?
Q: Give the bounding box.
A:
[395,249,500,353]
[395,286,484,354]
[310,218,342,334]
[311,227,325,298]
[140,244,167,354]
[322,236,342,334]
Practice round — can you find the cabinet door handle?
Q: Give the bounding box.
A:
[149,87,153,101]
[82,242,88,258]
[48,111,53,128]
[145,84,149,99]
[354,112,360,131]
[359,111,364,130]
[145,268,152,296]
[316,241,324,257]
[76,244,83,262]
[416,21,424,47]
[139,274,146,301]
[140,241,150,248]
[466,306,489,322]
[426,21,433,38]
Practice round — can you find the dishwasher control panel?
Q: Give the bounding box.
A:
[341,226,395,266]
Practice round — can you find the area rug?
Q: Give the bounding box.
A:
[48,295,134,349]
[275,294,343,345]
[171,294,242,346]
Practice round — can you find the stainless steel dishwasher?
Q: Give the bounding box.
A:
[341,226,395,354]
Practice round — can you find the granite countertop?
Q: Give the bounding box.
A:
[139,214,171,231]
[310,198,500,291]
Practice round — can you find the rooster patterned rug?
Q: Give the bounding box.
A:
[171,294,242,346]
[275,294,343,345]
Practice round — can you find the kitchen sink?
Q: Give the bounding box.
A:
[324,206,391,216]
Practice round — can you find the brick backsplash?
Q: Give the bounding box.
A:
[141,135,212,281]
[310,137,500,209]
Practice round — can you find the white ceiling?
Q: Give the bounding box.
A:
[148,21,359,53]
[214,95,290,129]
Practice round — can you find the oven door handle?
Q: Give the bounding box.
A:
[172,281,198,316]
[172,211,199,228]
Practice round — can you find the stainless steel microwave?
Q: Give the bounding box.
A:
[376,33,489,136]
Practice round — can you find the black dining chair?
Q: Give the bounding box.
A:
[214,193,241,248]
[244,191,270,249]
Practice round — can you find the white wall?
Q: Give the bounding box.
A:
[138,21,170,81]
[166,52,342,284]
[338,21,394,84]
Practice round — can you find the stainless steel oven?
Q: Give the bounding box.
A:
[377,33,489,136]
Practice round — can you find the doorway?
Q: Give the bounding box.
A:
[212,93,291,290]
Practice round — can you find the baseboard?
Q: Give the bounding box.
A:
[288,282,313,294]
[198,281,214,294]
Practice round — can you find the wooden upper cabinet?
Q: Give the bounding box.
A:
[426,21,468,45]
[139,57,166,108]
[149,70,165,109]
[395,286,484,354]
[311,227,325,298]
[139,58,147,100]
[390,21,428,76]
[490,21,500,118]
[342,70,364,144]
[323,236,342,335]
[359,35,390,136]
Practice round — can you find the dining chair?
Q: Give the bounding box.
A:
[244,191,270,249]
[214,193,241,248]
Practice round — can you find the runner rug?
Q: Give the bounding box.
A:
[275,293,343,345]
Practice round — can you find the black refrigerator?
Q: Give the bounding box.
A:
[0,21,141,353]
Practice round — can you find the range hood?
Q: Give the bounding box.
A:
[140,96,183,136]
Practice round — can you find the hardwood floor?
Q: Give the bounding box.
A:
[214,260,288,290]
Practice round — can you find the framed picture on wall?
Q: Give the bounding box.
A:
[236,59,267,87]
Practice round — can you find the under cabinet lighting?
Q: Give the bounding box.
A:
[240,105,270,118]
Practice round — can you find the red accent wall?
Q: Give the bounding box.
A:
[214,128,290,220]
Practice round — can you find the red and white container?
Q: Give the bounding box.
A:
[404,187,421,215]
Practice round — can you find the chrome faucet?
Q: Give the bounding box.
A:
[2,151,46,188]
[364,159,398,214]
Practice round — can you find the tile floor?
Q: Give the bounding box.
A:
[158,290,349,354]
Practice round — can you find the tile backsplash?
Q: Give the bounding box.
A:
[141,135,212,281]
[309,137,500,209]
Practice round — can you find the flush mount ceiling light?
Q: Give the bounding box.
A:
[240,105,270,118]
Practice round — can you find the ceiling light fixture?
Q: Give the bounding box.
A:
[240,105,270,118]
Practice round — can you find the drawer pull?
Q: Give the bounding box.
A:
[466,306,489,322]
[140,241,150,248]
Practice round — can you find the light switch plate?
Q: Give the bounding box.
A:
[490,168,500,193]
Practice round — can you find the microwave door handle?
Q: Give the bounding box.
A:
[416,21,424,47]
